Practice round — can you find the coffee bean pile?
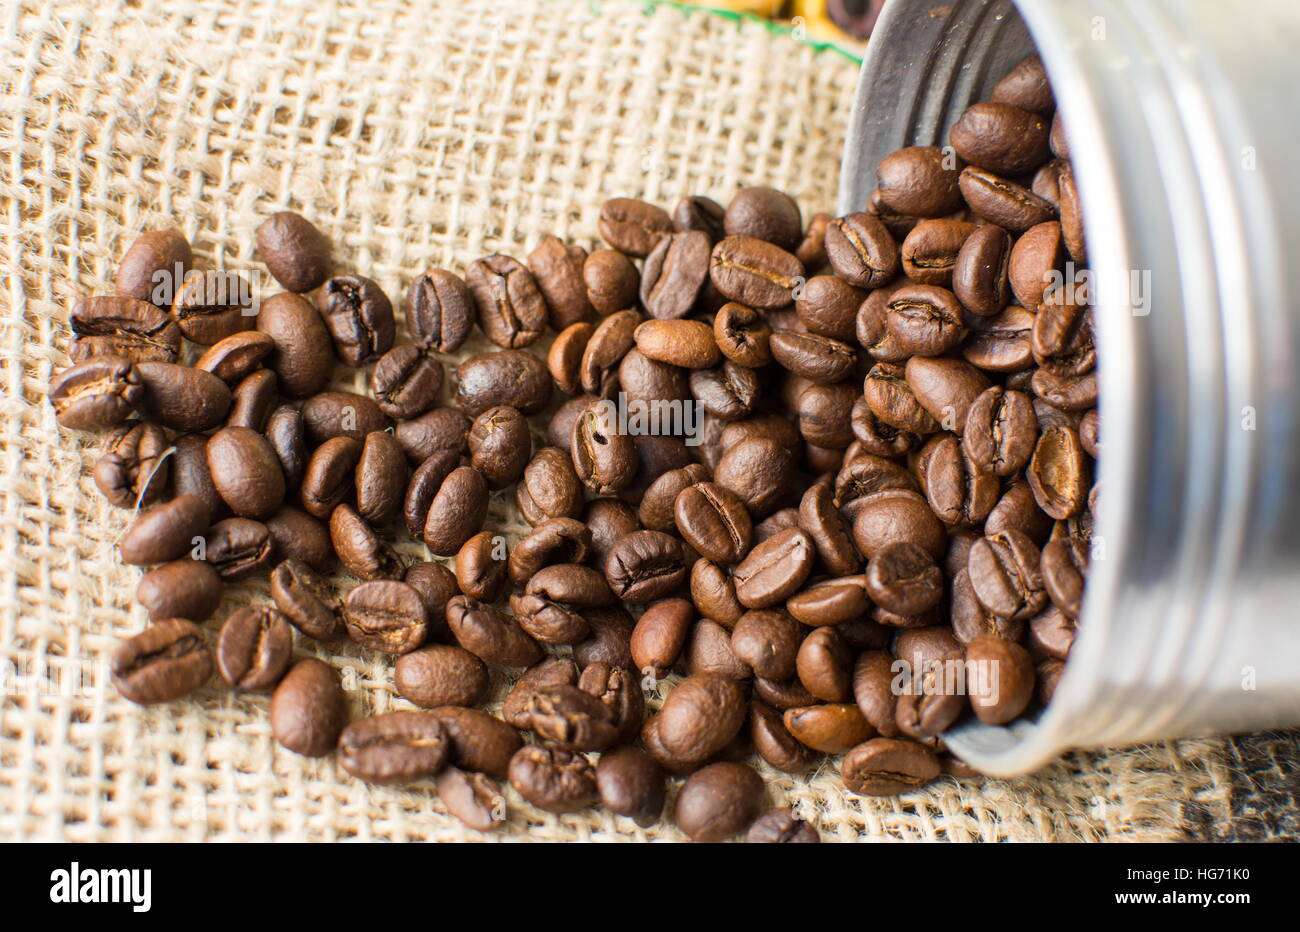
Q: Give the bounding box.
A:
[49,52,1094,841]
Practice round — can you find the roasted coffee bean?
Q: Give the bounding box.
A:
[598,197,673,258]
[750,702,817,773]
[631,597,693,676]
[991,53,1054,114]
[204,517,274,581]
[579,309,641,398]
[674,482,752,564]
[952,224,1013,317]
[689,360,761,420]
[640,231,712,320]
[70,296,181,363]
[875,146,965,217]
[674,761,763,842]
[985,479,1054,544]
[300,436,362,518]
[437,767,506,831]
[1079,408,1100,458]
[714,436,796,520]
[966,634,1035,724]
[446,595,542,667]
[709,235,804,309]
[577,661,643,743]
[849,398,917,458]
[796,212,831,269]
[730,609,801,680]
[205,426,285,519]
[841,737,940,796]
[405,269,475,353]
[863,362,938,434]
[93,420,170,507]
[425,706,522,778]
[793,626,851,702]
[634,318,718,369]
[49,357,142,431]
[785,575,870,627]
[516,447,583,526]
[1032,293,1094,377]
[864,542,943,617]
[904,355,990,433]
[343,579,428,654]
[854,281,908,363]
[263,405,306,494]
[950,102,1051,175]
[394,407,470,465]
[747,808,819,844]
[785,703,873,753]
[1057,164,1086,263]
[404,561,459,637]
[455,531,507,603]
[618,348,690,405]
[316,274,394,366]
[798,483,861,575]
[120,494,210,566]
[455,349,551,416]
[724,187,802,251]
[466,254,547,348]
[733,527,814,609]
[851,651,899,737]
[959,168,1055,232]
[572,401,638,494]
[508,745,598,813]
[548,323,593,396]
[394,645,488,709]
[502,657,579,728]
[195,330,276,384]
[215,605,293,692]
[256,212,330,292]
[111,619,212,704]
[115,229,192,309]
[338,711,449,785]
[687,617,750,679]
[900,219,976,287]
[952,567,1025,644]
[256,292,334,398]
[1028,604,1077,660]
[713,302,773,368]
[595,746,664,827]
[604,530,687,603]
[1031,367,1098,412]
[224,368,277,431]
[1041,536,1088,618]
[918,433,996,527]
[673,195,726,241]
[794,275,863,342]
[170,270,256,345]
[371,344,443,420]
[851,488,947,560]
[583,248,640,315]
[518,682,617,751]
[639,463,709,532]
[527,237,593,329]
[270,558,343,640]
[421,465,488,556]
[654,672,746,763]
[963,386,1037,477]
[355,430,407,526]
[508,517,591,585]
[270,658,348,757]
[300,391,388,445]
[171,433,225,519]
[1027,424,1088,519]
[968,529,1047,621]
[963,305,1035,372]
[824,212,897,289]
[769,330,857,384]
[137,559,223,623]
[134,361,231,432]
[1009,220,1066,310]
[885,284,966,357]
[330,503,404,580]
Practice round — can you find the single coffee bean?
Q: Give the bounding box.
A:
[1031,367,1098,412]
[851,488,947,561]
[215,605,293,692]
[784,703,873,753]
[674,481,752,564]
[316,274,394,366]
[1028,604,1077,660]
[1032,293,1095,376]
[404,561,460,637]
[343,579,428,654]
[269,558,344,640]
[115,229,192,309]
[111,618,212,704]
[630,598,693,676]
[654,673,747,763]
[270,658,348,757]
[137,559,223,623]
[796,212,831,269]
[709,235,804,309]
[598,197,673,258]
[687,617,750,679]
[437,766,506,831]
[170,270,255,345]
[639,463,708,532]
[371,344,443,420]
[900,219,977,287]
[508,745,598,813]
[952,567,1025,643]
[904,355,990,433]
[966,634,1035,724]
[851,651,900,737]
[920,433,999,527]
[750,701,818,773]
[794,626,852,702]
[583,248,640,315]
[70,296,181,364]
[574,606,637,668]
[733,527,814,609]
[1041,536,1088,618]
[256,211,330,292]
[263,405,307,494]
[170,433,225,520]
[256,292,334,398]
[572,401,639,494]
[863,362,939,435]
[49,357,143,431]
[579,308,641,398]
[824,212,897,289]
[959,167,1056,232]
[618,348,691,406]
[865,541,944,617]
[455,350,552,416]
[508,517,591,584]
[673,195,726,241]
[578,661,645,744]
[120,494,210,565]
[674,761,763,842]
[405,269,475,353]
[518,682,617,751]
[963,386,1038,477]
[516,446,583,526]
[421,465,488,556]
[885,284,966,357]
[968,529,1048,621]
[991,53,1054,113]
[730,609,802,680]
[747,808,820,844]
[963,305,1035,372]
[713,302,773,368]
[300,436,363,519]
[259,506,333,572]
[713,436,797,519]
[1027,424,1089,519]
[195,330,276,384]
[1008,220,1065,310]
[205,425,286,519]
[595,746,665,828]
[330,503,404,580]
[224,368,277,431]
[841,737,940,796]
[466,254,548,348]
[950,102,1051,175]
[689,360,761,420]
[355,430,407,526]
[93,420,170,508]
[446,595,542,667]
[797,483,861,576]
[300,391,389,445]
[337,710,450,785]
[134,361,231,432]
[528,236,593,330]
[455,531,507,603]
[724,186,802,251]
[204,517,275,581]
[549,327,594,402]
[794,275,863,342]
[785,575,870,627]
[425,706,522,778]
[640,231,711,320]
[634,318,719,368]
[952,224,1013,317]
[1058,163,1087,263]
[502,657,579,728]
[985,479,1054,545]
[604,530,687,603]
[394,407,470,465]
[395,645,488,709]
[875,146,965,217]
[769,330,857,384]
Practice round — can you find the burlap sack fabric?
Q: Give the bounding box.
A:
[1,0,1295,842]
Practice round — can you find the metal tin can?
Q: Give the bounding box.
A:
[839,0,1300,775]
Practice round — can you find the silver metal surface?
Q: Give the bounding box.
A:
[840,0,1300,775]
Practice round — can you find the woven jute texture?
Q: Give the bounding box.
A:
[1,0,1294,842]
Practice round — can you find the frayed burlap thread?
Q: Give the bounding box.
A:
[0,0,1289,842]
